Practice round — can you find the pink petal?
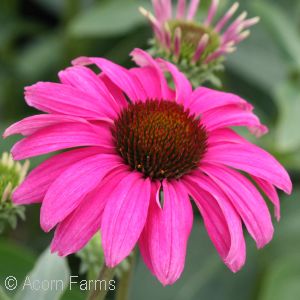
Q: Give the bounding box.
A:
[100,74,128,108]
[152,0,162,20]
[58,65,122,117]
[138,181,161,274]
[140,7,166,44]
[176,0,186,19]
[51,166,130,256]
[3,114,88,138]
[139,180,193,285]
[11,122,113,160]
[203,142,292,194]
[189,87,252,115]
[187,0,201,20]
[202,164,274,248]
[192,34,209,62]
[183,172,246,272]
[72,56,147,102]
[151,0,168,22]
[207,128,245,146]
[252,176,281,221]
[12,147,105,205]
[129,67,162,101]
[101,172,151,267]
[25,82,113,121]
[215,3,239,32]
[201,104,268,136]
[204,0,219,25]
[161,0,172,20]
[130,48,172,100]
[40,153,123,232]
[157,58,192,107]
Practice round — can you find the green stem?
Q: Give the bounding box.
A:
[87,265,115,300]
[115,254,136,300]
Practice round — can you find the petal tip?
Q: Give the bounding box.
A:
[72,56,91,66]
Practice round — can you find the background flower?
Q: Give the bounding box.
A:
[141,0,259,86]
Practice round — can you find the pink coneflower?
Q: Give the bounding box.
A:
[4,49,291,285]
[140,0,260,85]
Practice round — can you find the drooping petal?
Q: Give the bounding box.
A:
[11,123,113,160]
[58,65,121,116]
[157,58,192,107]
[25,82,114,121]
[129,67,163,101]
[3,114,88,138]
[139,180,193,285]
[202,164,274,248]
[203,142,292,194]
[40,153,123,232]
[130,48,172,99]
[100,74,128,108]
[51,166,130,256]
[252,176,281,221]
[138,181,161,274]
[207,128,245,146]
[101,172,151,267]
[183,171,246,272]
[72,56,147,102]
[12,147,105,205]
[201,104,268,136]
[189,87,252,115]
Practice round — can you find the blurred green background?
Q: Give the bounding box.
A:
[0,0,299,299]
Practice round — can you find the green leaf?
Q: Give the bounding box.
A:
[274,80,300,152]
[267,188,300,259]
[0,240,36,285]
[227,27,287,93]
[61,287,85,300]
[279,150,300,171]
[0,240,36,298]
[0,285,11,300]
[258,254,300,300]
[15,34,64,81]
[14,247,70,300]
[69,0,149,37]
[33,0,65,16]
[253,1,300,68]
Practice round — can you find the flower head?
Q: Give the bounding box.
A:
[4,49,291,285]
[141,0,259,86]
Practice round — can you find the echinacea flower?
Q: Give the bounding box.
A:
[4,49,291,285]
[140,0,260,86]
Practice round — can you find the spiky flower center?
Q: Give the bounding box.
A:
[167,20,220,61]
[113,100,207,180]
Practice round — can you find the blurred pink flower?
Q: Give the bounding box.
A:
[141,0,259,65]
[4,49,291,285]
